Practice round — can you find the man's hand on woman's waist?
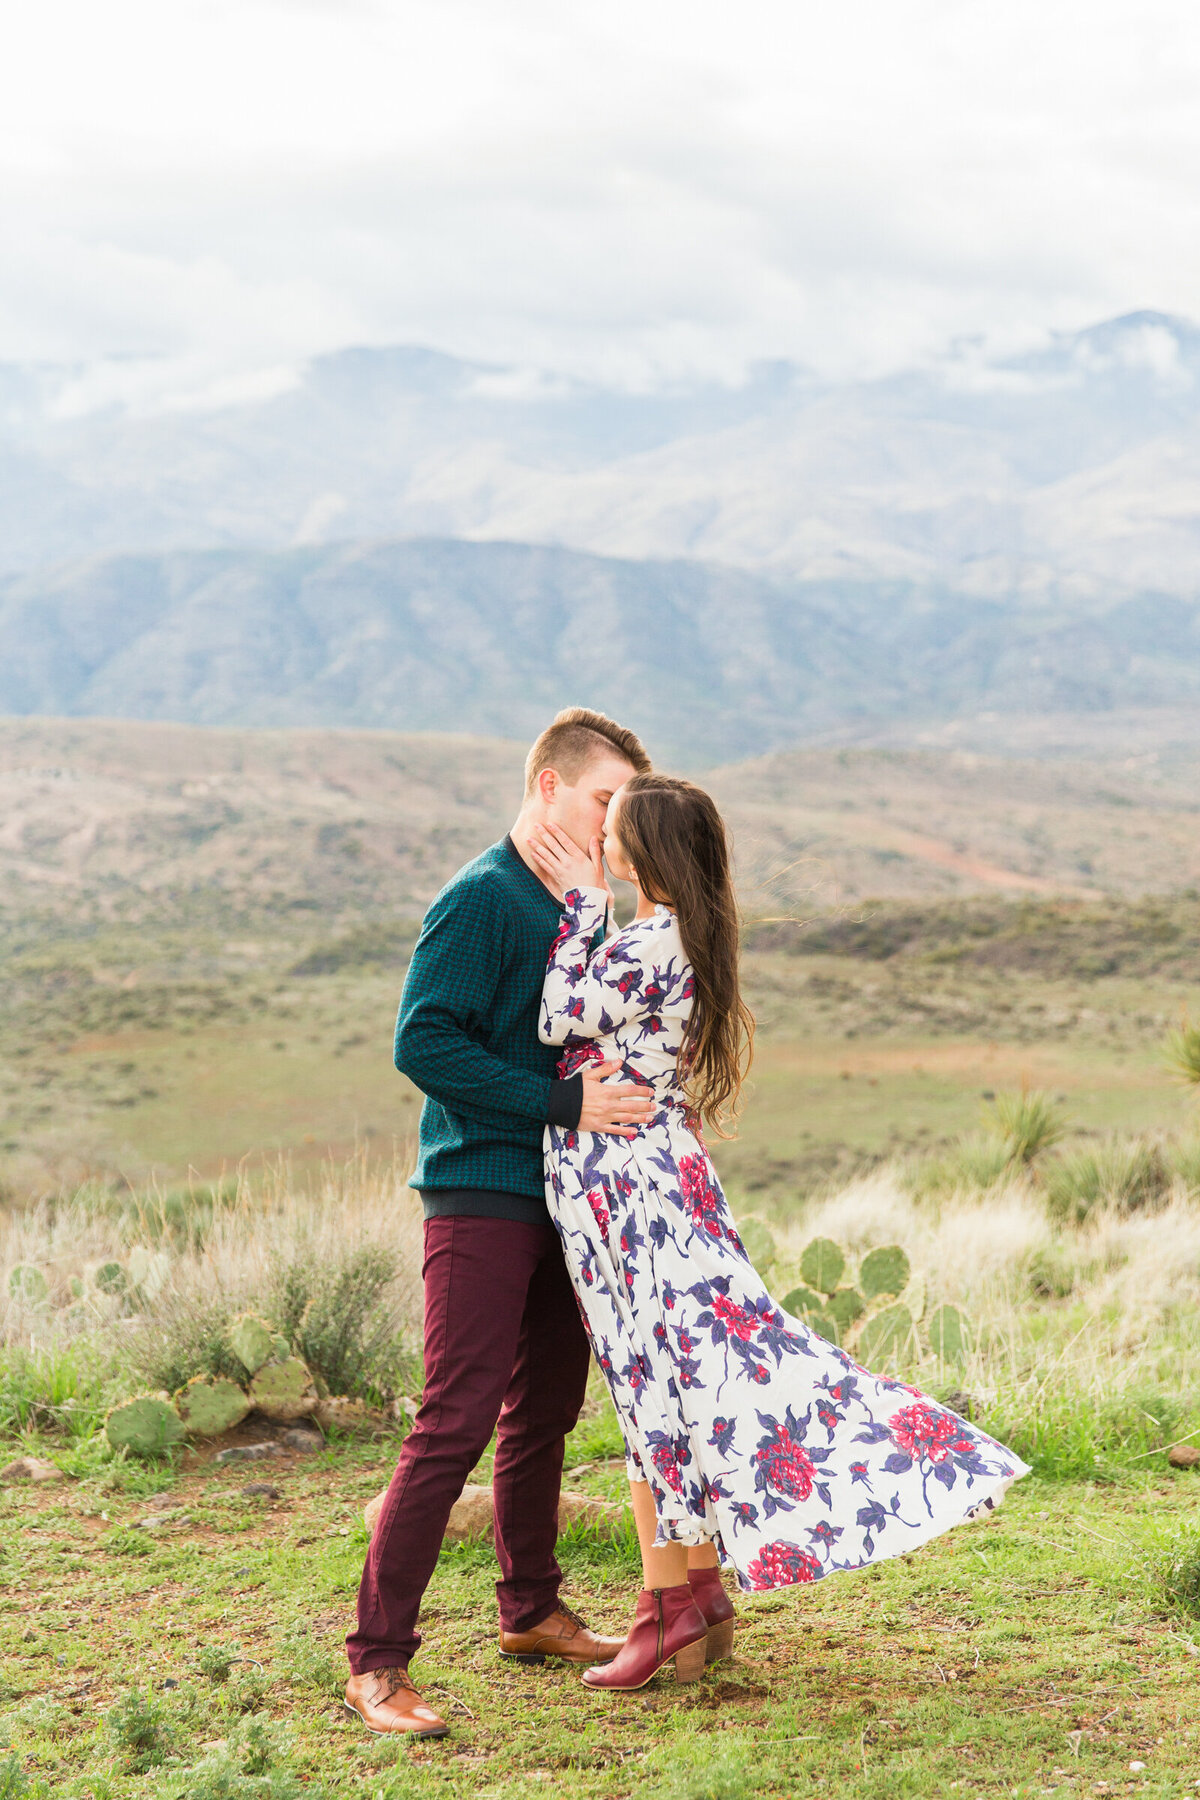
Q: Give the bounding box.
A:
[576,1059,656,1138]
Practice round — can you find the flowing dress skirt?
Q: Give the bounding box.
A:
[545,1102,1029,1593]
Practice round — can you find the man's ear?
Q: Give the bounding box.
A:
[537,767,559,805]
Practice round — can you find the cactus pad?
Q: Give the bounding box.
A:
[860,1245,911,1300]
[799,1237,845,1296]
[93,1261,129,1298]
[856,1303,917,1367]
[128,1246,171,1301]
[248,1358,317,1422]
[737,1218,776,1273]
[927,1303,971,1363]
[229,1314,277,1377]
[175,1375,251,1437]
[7,1264,48,1305]
[781,1285,825,1318]
[314,1396,376,1434]
[105,1394,185,1458]
[800,1310,840,1346]
[827,1287,866,1330]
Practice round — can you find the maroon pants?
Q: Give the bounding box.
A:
[347,1214,591,1673]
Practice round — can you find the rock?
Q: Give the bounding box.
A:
[363,1481,624,1542]
[1168,1444,1200,1468]
[214,1442,283,1465]
[133,1508,189,1531]
[279,1427,324,1454]
[313,1396,388,1434]
[241,1482,281,1499]
[555,1491,625,1532]
[0,1456,65,1484]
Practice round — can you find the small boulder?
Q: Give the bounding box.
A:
[0,1456,65,1485]
[214,1442,283,1466]
[133,1509,189,1531]
[1168,1444,1200,1469]
[241,1482,281,1500]
[279,1427,324,1454]
[362,1482,624,1542]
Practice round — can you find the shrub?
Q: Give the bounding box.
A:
[905,1133,1013,1198]
[269,1243,409,1401]
[984,1091,1068,1165]
[106,1687,173,1772]
[1162,1021,1200,1088]
[1044,1138,1171,1224]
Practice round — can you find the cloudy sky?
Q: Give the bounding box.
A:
[4,0,1200,400]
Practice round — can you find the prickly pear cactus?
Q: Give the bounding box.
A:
[229,1314,277,1378]
[7,1264,48,1305]
[248,1358,318,1422]
[737,1218,776,1274]
[860,1245,911,1301]
[926,1303,970,1363]
[781,1285,825,1318]
[128,1246,171,1302]
[856,1303,917,1367]
[800,1310,840,1346]
[799,1237,845,1297]
[827,1287,866,1331]
[105,1393,185,1458]
[175,1375,251,1437]
[314,1396,375,1434]
[93,1261,129,1298]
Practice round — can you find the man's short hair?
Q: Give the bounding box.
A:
[524,707,651,797]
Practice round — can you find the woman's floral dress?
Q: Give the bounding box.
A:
[541,888,1030,1593]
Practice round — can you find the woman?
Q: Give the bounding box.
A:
[529,774,1028,1693]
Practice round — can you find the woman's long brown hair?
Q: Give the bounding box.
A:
[616,774,754,1135]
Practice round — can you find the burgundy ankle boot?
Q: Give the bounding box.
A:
[581,1585,708,1691]
[687,1565,737,1663]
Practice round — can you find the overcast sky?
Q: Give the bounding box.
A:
[4,0,1200,402]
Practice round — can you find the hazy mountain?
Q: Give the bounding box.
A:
[4,313,1200,599]
[4,538,1200,763]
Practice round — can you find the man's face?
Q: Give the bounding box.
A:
[547,754,637,855]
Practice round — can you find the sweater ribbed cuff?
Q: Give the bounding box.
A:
[546,1074,583,1130]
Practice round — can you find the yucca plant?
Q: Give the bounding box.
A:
[984,1090,1068,1166]
[1163,1020,1200,1089]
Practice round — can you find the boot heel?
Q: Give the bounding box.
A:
[705,1618,735,1664]
[671,1636,707,1684]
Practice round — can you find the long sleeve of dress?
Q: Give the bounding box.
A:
[539,886,657,1045]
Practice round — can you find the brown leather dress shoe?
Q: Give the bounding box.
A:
[343,1667,449,1737]
[498,1602,623,1665]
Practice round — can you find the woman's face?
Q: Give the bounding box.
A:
[602,788,635,883]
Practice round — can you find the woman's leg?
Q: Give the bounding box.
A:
[686,1541,720,1570]
[628,1480,688,1588]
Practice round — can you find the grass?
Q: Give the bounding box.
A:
[1,1430,1200,1797]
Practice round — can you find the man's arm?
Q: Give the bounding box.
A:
[394,881,575,1124]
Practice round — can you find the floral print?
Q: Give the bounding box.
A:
[541,887,1029,1593]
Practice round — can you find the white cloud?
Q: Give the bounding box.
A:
[4,0,1200,405]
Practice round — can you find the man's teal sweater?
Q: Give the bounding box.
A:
[394,836,584,1217]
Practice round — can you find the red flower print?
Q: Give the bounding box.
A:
[711,1292,760,1343]
[586,1189,610,1237]
[679,1154,724,1238]
[889,1403,967,1465]
[746,1541,821,1591]
[755,1422,815,1500]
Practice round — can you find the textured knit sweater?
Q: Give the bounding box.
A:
[394,836,585,1218]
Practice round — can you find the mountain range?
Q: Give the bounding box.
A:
[5,310,1200,755]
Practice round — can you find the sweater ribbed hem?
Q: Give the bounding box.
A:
[420,1187,549,1224]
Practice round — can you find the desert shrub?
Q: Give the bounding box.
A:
[906,1133,1013,1199]
[984,1091,1068,1165]
[1024,1245,1076,1299]
[1138,1522,1200,1621]
[1044,1138,1172,1224]
[106,1687,174,1772]
[127,1295,245,1397]
[0,1343,122,1438]
[1162,1020,1200,1089]
[1169,1137,1200,1194]
[270,1243,412,1401]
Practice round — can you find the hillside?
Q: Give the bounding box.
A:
[2,718,1198,927]
[5,538,1200,760]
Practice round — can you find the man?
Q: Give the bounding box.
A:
[344,707,655,1738]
